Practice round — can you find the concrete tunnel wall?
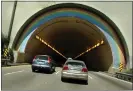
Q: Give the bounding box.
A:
[2,2,132,71]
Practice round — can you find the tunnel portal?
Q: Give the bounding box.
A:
[13,3,128,72]
[25,17,113,71]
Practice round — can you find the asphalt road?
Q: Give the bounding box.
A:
[2,65,132,90]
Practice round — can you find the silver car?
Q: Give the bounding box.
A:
[61,60,88,84]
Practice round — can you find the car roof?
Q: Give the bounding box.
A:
[67,57,72,59]
[36,55,51,57]
[65,60,85,64]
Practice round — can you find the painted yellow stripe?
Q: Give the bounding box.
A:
[4,51,7,54]
[4,54,7,57]
[4,51,8,54]
[5,50,8,52]
[4,52,7,55]
[119,66,123,68]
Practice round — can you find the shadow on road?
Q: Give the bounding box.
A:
[33,70,56,74]
[62,78,88,85]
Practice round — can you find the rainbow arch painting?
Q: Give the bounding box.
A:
[13,3,129,69]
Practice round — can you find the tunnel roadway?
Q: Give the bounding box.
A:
[2,65,132,90]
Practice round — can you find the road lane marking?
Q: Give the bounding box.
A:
[88,75,93,79]
[2,65,31,68]
[56,67,62,71]
[56,71,60,74]
[4,70,24,76]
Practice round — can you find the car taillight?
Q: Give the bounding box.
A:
[33,56,36,61]
[63,65,68,70]
[48,57,51,63]
[82,68,88,72]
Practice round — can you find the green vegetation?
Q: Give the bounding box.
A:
[123,68,132,74]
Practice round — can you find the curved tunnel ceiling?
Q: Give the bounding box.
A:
[12,3,129,71]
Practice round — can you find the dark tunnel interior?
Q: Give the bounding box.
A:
[24,17,113,71]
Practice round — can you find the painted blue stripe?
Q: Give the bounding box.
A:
[96,25,120,68]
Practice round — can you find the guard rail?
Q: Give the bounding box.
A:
[115,72,132,82]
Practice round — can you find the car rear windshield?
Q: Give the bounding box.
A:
[66,62,85,67]
[35,56,48,60]
[33,60,49,65]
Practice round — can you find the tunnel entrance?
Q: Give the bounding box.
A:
[25,17,112,71]
[13,3,128,72]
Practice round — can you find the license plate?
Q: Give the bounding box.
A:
[38,62,45,64]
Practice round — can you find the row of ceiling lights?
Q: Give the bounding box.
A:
[74,40,104,59]
[36,35,104,60]
[36,35,67,59]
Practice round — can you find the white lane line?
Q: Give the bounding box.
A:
[4,70,25,76]
[88,75,93,79]
[55,71,60,74]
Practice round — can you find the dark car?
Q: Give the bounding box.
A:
[31,55,56,73]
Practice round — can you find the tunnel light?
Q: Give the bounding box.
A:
[86,50,89,52]
[81,52,84,54]
[41,39,44,43]
[52,48,55,50]
[92,45,96,49]
[41,39,43,42]
[35,35,67,59]
[101,40,104,44]
[74,41,103,59]
[42,40,46,44]
[39,38,42,41]
[97,43,100,46]
[92,46,95,49]
[47,44,50,47]
[74,56,76,58]
[36,35,39,39]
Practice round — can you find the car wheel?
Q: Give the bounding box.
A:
[53,66,55,72]
[51,66,55,72]
[32,68,36,72]
[61,77,65,82]
[84,80,88,85]
[49,68,53,73]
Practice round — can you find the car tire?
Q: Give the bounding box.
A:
[84,80,88,85]
[49,68,53,73]
[51,66,55,73]
[53,66,55,72]
[32,68,36,72]
[61,77,65,82]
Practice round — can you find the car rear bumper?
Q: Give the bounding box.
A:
[32,65,51,71]
[61,72,88,80]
